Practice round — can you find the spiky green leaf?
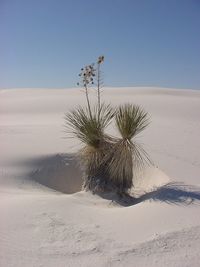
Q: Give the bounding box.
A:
[115,104,149,140]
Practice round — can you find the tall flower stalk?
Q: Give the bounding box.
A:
[96,56,104,118]
[77,64,96,119]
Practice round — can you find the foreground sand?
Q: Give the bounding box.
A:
[0,87,200,267]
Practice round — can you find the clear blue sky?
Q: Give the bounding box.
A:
[1,0,200,89]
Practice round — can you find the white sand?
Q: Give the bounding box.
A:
[0,87,200,267]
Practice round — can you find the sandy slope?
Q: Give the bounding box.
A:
[0,87,200,267]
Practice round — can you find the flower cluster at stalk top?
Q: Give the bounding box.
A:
[97,56,104,64]
[77,64,96,86]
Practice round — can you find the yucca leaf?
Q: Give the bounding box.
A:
[65,103,114,147]
[115,104,149,140]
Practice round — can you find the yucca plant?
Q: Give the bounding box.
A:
[65,104,114,192]
[65,56,151,198]
[106,104,151,195]
[65,56,116,192]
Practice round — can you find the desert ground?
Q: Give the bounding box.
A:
[0,87,200,267]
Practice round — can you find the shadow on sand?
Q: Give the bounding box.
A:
[29,153,200,206]
[30,153,83,194]
[136,182,200,205]
[100,182,200,207]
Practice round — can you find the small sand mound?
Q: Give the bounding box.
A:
[30,154,83,194]
[133,166,171,196]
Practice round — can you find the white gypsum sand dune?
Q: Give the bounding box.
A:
[0,87,200,267]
